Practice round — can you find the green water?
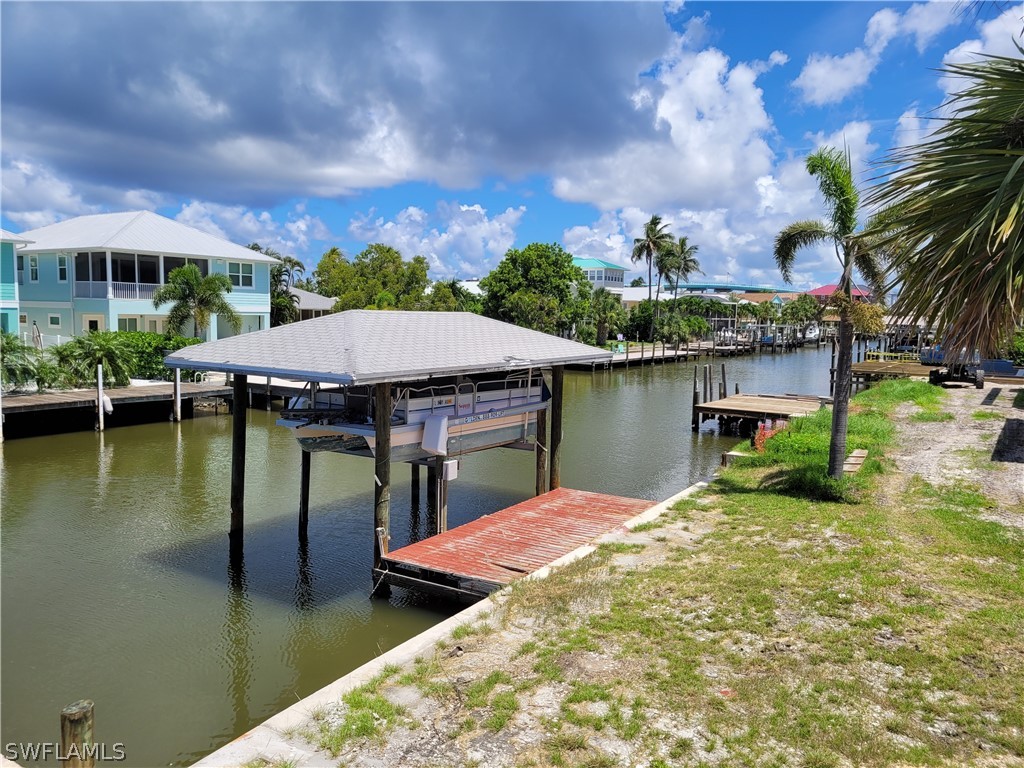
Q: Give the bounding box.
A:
[1,347,832,766]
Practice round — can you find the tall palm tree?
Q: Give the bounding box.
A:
[774,146,885,480]
[153,264,242,338]
[673,236,703,298]
[866,47,1024,356]
[654,246,681,321]
[632,215,675,338]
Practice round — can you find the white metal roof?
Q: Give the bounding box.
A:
[289,287,336,311]
[165,310,612,385]
[16,211,279,263]
[0,228,32,244]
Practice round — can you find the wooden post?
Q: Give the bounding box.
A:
[411,462,420,506]
[299,449,310,534]
[535,405,548,496]
[96,364,104,432]
[266,375,272,411]
[640,341,645,365]
[373,382,391,596]
[436,456,448,534]
[172,368,181,422]
[230,374,248,540]
[721,363,727,400]
[691,366,699,431]
[426,461,438,513]
[60,699,95,768]
[703,364,710,404]
[549,365,564,490]
[735,382,740,395]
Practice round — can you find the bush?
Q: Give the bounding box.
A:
[1005,330,1024,367]
[118,332,202,380]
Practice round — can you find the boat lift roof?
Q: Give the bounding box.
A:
[164,310,612,386]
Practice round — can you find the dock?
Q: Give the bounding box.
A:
[0,381,232,413]
[376,487,653,601]
[852,360,1023,387]
[693,393,825,430]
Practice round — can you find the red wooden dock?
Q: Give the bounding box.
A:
[377,487,653,601]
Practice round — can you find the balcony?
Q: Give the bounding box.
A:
[74,281,160,300]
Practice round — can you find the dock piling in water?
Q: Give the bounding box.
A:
[60,699,95,768]
[230,374,247,540]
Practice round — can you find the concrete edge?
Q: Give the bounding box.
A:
[193,478,713,767]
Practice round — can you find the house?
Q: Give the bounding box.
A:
[14,211,276,341]
[1,228,31,334]
[290,287,335,320]
[807,283,872,303]
[571,258,626,292]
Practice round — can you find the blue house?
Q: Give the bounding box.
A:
[15,211,275,341]
[1,228,32,334]
[571,257,626,292]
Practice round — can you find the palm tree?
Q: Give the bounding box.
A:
[673,236,703,298]
[866,47,1024,356]
[653,247,681,322]
[72,331,136,387]
[153,264,242,338]
[1,331,36,390]
[774,146,885,480]
[270,262,300,326]
[591,287,622,346]
[632,215,675,338]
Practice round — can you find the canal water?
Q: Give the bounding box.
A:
[1,346,832,766]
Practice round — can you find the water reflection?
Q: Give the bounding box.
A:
[222,543,252,739]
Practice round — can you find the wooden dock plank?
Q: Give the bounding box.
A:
[694,393,824,421]
[1,382,232,413]
[381,487,652,595]
[843,448,869,475]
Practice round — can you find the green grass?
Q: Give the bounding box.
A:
[309,667,406,756]
[299,378,1023,767]
[910,409,954,422]
[972,409,1005,420]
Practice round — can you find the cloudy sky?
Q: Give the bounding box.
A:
[2,1,1021,289]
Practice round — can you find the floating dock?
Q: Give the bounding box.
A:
[376,487,653,601]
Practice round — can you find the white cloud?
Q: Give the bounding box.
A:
[942,6,1024,85]
[794,2,959,106]
[1,158,101,229]
[553,44,777,211]
[894,108,927,149]
[348,202,526,278]
[174,201,331,267]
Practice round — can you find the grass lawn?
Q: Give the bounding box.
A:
[294,380,1023,768]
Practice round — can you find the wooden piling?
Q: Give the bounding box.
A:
[691,366,699,431]
[96,364,104,432]
[549,365,564,490]
[535,405,548,496]
[299,449,310,534]
[266,375,272,411]
[372,382,391,596]
[411,462,420,506]
[230,374,247,540]
[721,363,727,400]
[172,368,181,422]
[436,456,448,534]
[60,699,95,768]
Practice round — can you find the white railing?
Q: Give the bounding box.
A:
[75,281,160,300]
[21,332,65,349]
[111,282,159,300]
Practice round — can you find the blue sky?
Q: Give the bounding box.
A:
[2,1,1021,289]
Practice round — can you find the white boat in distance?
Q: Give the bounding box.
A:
[278,370,547,461]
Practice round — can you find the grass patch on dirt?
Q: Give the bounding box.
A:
[972,409,1005,420]
[307,666,407,756]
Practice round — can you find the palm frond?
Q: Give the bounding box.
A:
[773,221,831,283]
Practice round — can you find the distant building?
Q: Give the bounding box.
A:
[1,228,31,334]
[807,284,872,303]
[289,287,335,320]
[572,257,626,292]
[15,211,276,341]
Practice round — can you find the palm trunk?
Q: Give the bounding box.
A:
[828,303,854,479]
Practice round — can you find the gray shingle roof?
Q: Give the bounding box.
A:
[289,286,336,311]
[17,211,279,263]
[165,310,611,385]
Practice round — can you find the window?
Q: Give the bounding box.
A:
[16,255,24,284]
[111,253,136,283]
[228,262,253,288]
[29,255,38,282]
[48,314,61,328]
[147,319,162,333]
[163,256,185,282]
[58,255,69,282]
[117,318,138,332]
[90,252,107,282]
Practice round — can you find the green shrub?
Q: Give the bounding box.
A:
[117,332,202,380]
[1005,329,1024,367]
